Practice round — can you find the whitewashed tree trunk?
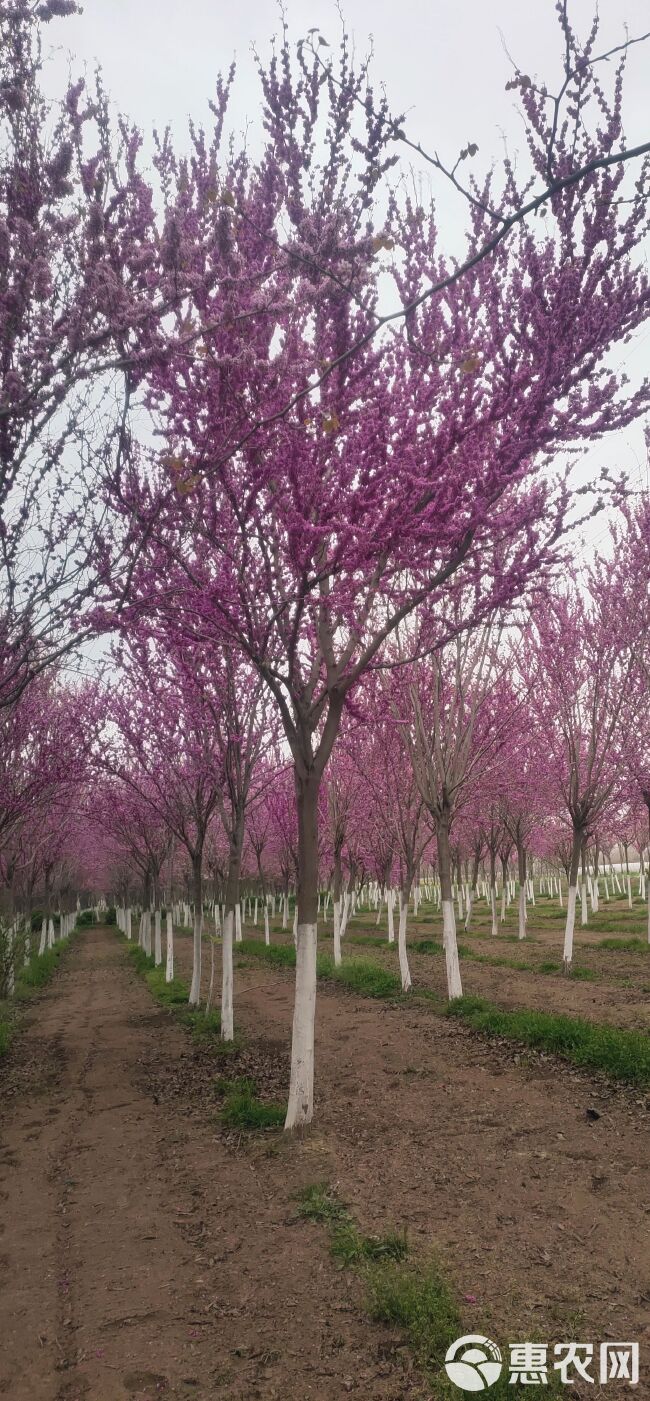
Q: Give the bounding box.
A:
[165,912,174,982]
[254,898,258,926]
[235,902,242,943]
[397,893,412,992]
[340,890,351,941]
[563,885,577,970]
[264,904,270,945]
[284,921,317,1129]
[491,885,499,937]
[518,887,526,940]
[47,917,55,949]
[332,902,343,969]
[205,937,216,1015]
[154,910,162,966]
[332,899,342,966]
[188,905,202,1006]
[387,889,395,944]
[442,899,463,1000]
[38,918,47,956]
[221,910,234,1041]
[627,875,633,909]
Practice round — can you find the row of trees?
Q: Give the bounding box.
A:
[1,0,649,1123]
[2,531,648,1042]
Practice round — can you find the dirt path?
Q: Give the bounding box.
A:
[0,930,415,1401]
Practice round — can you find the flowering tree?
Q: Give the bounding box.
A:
[0,0,193,708]
[100,11,650,1126]
[530,530,647,969]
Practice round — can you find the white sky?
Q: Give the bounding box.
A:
[46,0,650,568]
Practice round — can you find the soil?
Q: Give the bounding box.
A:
[2,923,649,1400]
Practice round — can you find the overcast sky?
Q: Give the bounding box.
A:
[46,0,650,559]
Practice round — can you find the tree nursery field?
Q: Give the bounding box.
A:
[1,0,649,1398]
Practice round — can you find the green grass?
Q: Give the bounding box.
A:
[330,1221,408,1267]
[597,936,649,953]
[239,939,401,999]
[16,938,72,992]
[0,937,74,1058]
[238,938,296,968]
[123,939,221,1038]
[295,1182,563,1397]
[447,995,650,1085]
[215,1075,285,1129]
[186,1007,222,1039]
[366,1256,460,1374]
[325,954,402,998]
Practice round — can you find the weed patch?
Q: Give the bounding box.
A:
[215,1075,285,1129]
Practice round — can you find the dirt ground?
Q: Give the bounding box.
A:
[1,924,649,1400]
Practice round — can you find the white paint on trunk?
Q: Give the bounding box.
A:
[188,906,202,1006]
[154,910,162,966]
[397,896,412,993]
[264,905,270,945]
[235,903,242,942]
[442,898,463,1000]
[221,909,234,1041]
[47,918,55,949]
[387,889,395,944]
[285,921,317,1128]
[333,899,342,966]
[518,887,526,940]
[563,884,577,969]
[491,887,498,937]
[165,912,174,982]
[38,919,47,956]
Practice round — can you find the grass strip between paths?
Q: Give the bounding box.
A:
[123,941,222,1040]
[238,937,401,998]
[238,938,650,1087]
[0,936,74,1059]
[446,995,650,1086]
[295,1183,562,1398]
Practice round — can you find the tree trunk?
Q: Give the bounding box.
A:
[437,819,463,1000]
[188,849,203,1007]
[397,885,412,992]
[221,831,243,1043]
[563,826,582,972]
[517,843,527,940]
[165,911,174,982]
[490,851,498,936]
[285,769,320,1130]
